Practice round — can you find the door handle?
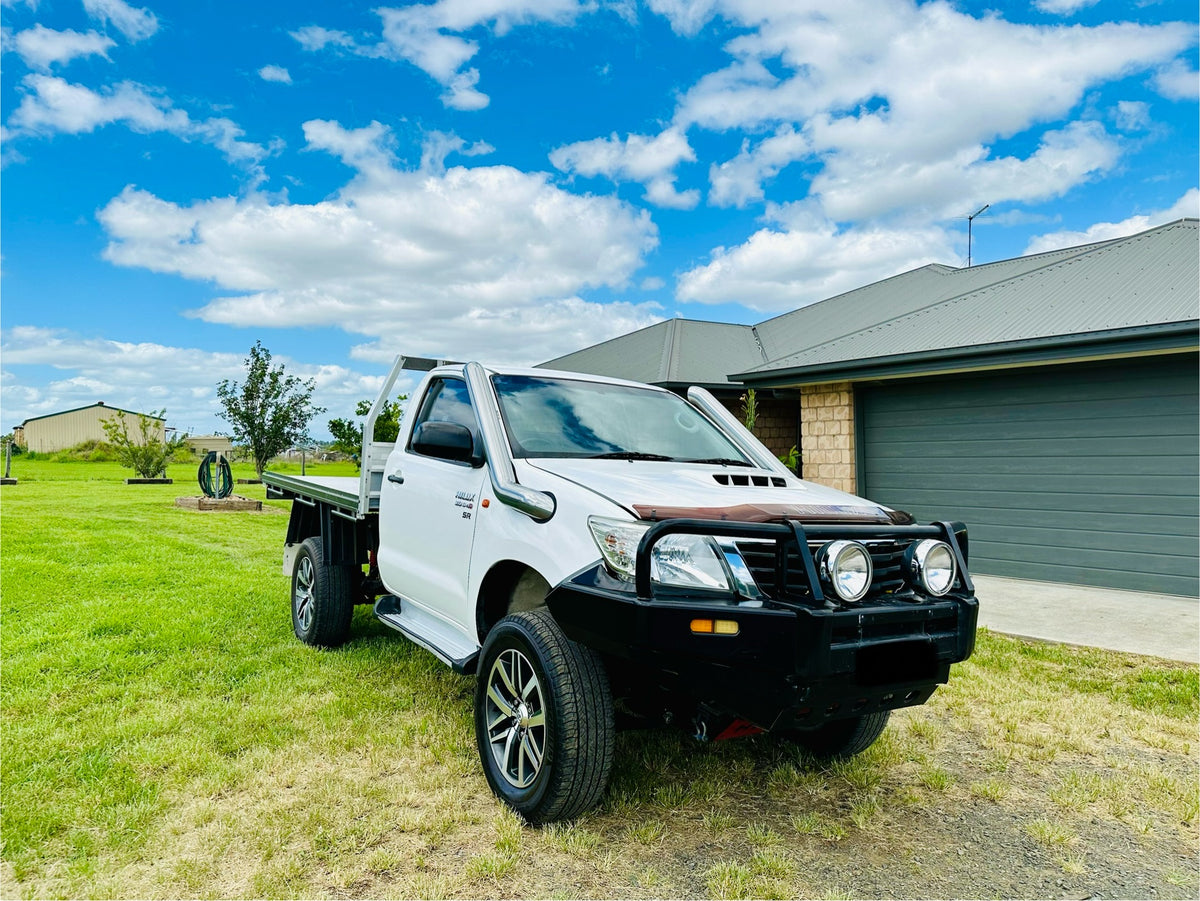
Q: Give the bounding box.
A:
[387,472,404,484]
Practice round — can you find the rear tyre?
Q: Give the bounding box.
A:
[291,537,355,648]
[783,711,890,759]
[474,609,614,825]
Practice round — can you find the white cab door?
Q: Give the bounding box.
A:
[378,377,487,637]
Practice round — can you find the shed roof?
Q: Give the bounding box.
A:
[18,402,166,427]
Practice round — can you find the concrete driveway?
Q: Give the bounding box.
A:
[972,574,1199,664]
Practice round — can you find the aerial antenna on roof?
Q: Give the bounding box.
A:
[966,203,990,267]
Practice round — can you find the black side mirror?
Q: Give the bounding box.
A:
[413,421,481,465]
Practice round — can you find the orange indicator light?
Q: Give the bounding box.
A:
[690,619,739,636]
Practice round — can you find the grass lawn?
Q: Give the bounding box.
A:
[2,459,1196,899]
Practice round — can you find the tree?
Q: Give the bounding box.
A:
[740,388,800,475]
[328,397,407,459]
[216,341,325,477]
[101,409,189,478]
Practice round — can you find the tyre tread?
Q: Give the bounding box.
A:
[786,710,890,759]
[476,609,614,824]
[293,537,355,648]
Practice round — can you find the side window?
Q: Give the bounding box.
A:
[408,378,477,461]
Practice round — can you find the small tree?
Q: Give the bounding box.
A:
[740,387,800,475]
[216,341,325,477]
[101,409,188,478]
[328,397,407,458]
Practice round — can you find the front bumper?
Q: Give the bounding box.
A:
[546,518,979,731]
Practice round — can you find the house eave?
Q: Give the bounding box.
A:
[732,321,1200,388]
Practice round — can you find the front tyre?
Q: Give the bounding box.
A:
[291,537,355,648]
[783,710,891,760]
[474,610,614,825]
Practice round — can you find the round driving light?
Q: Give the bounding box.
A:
[910,539,957,596]
[819,540,873,603]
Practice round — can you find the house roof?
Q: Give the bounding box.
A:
[739,218,1198,385]
[539,317,767,388]
[539,218,1198,388]
[18,402,166,427]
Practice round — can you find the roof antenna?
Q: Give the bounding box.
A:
[966,203,990,267]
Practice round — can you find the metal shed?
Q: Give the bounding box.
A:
[15,403,165,453]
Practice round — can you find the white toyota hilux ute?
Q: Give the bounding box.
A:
[263,356,979,824]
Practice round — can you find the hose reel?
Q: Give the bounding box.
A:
[198,451,233,499]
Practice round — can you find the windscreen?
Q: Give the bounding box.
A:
[492,374,750,463]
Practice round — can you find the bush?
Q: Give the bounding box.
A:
[100,411,189,479]
[38,440,120,463]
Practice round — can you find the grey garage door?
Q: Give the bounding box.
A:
[858,354,1198,596]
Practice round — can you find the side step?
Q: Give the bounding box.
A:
[375,595,479,674]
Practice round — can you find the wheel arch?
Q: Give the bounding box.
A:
[475,560,553,642]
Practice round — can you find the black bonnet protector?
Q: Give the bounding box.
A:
[630,502,915,526]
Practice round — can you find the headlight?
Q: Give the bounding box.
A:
[587,517,647,578]
[908,539,957,596]
[818,540,873,603]
[587,517,732,591]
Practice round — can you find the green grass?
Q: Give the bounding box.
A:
[966,629,1198,720]
[2,459,439,891]
[2,460,1197,899]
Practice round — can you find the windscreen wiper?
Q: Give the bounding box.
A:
[586,452,677,461]
[683,457,753,466]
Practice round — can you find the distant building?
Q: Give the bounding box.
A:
[183,434,234,456]
[13,403,165,453]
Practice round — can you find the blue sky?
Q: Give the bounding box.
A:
[2,0,1196,438]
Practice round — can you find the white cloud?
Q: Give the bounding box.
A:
[82,0,158,42]
[441,67,489,111]
[811,120,1122,223]
[656,1,1194,224]
[645,0,719,36]
[550,127,699,209]
[1113,100,1150,131]
[296,2,593,110]
[1032,0,1098,15]
[419,129,495,173]
[346,297,664,368]
[257,64,292,84]
[93,121,661,365]
[1023,189,1200,254]
[13,25,115,70]
[708,126,809,208]
[6,75,270,174]
[302,118,396,174]
[289,25,355,51]
[0,327,398,437]
[676,209,955,311]
[1154,59,1200,101]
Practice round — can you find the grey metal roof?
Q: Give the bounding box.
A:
[539,218,1198,387]
[752,239,1106,363]
[539,318,766,387]
[741,218,1198,381]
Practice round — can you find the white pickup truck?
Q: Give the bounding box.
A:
[263,356,978,824]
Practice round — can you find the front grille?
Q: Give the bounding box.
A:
[734,538,914,603]
[867,541,908,596]
[734,541,814,601]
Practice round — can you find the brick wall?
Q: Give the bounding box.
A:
[799,382,856,494]
[718,393,801,468]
